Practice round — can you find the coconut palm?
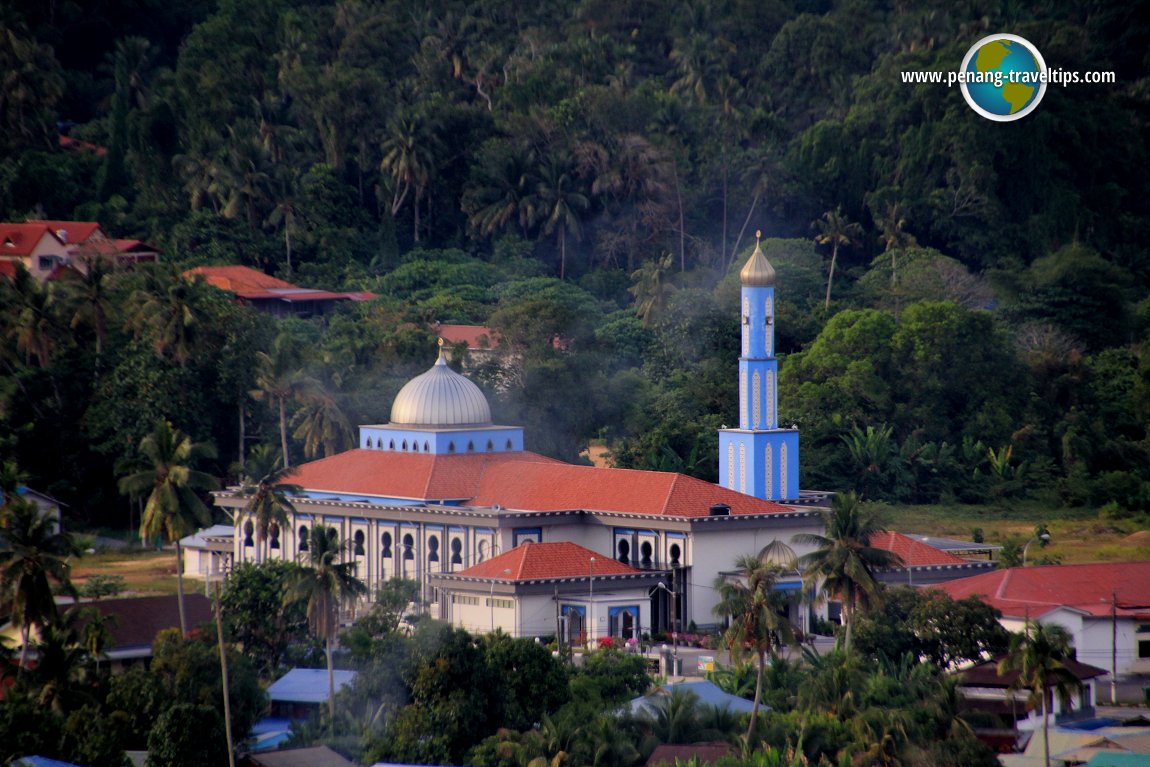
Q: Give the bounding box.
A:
[237,444,300,561]
[2,265,57,368]
[284,524,367,726]
[534,155,589,279]
[291,388,353,460]
[998,621,1082,767]
[118,419,219,635]
[251,333,309,467]
[813,206,862,311]
[713,551,799,743]
[0,499,80,675]
[61,255,115,357]
[793,492,900,652]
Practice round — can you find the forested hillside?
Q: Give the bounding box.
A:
[2,0,1149,526]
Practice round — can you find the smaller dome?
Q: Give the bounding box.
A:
[739,232,776,287]
[390,347,492,426]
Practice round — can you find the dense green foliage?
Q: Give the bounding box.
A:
[3,0,1150,524]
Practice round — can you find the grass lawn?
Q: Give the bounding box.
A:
[867,500,1150,564]
[70,548,181,596]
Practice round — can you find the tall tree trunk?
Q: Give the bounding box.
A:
[824,242,839,311]
[279,397,290,468]
[729,192,760,272]
[559,222,567,279]
[1042,685,1050,767]
[747,648,765,744]
[673,164,686,272]
[17,623,29,679]
[176,539,189,636]
[215,584,237,767]
[237,403,246,469]
[326,631,336,728]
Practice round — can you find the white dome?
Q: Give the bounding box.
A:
[390,350,492,426]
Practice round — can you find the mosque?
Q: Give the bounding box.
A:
[215,239,831,642]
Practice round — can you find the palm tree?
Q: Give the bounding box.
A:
[2,266,57,368]
[813,206,862,311]
[534,156,590,279]
[62,255,114,357]
[251,334,308,467]
[629,253,675,327]
[284,524,367,726]
[0,499,80,675]
[712,551,799,743]
[237,444,300,561]
[129,271,207,367]
[118,419,219,635]
[793,493,900,652]
[998,621,1082,767]
[291,388,353,460]
[380,111,442,242]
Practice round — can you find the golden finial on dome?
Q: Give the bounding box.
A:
[739,229,775,287]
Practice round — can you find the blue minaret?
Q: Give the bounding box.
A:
[718,232,800,500]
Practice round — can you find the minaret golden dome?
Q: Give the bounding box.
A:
[739,230,776,287]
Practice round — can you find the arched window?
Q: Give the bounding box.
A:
[269,523,281,550]
[506,439,513,450]
[381,532,392,558]
[640,541,653,568]
[413,441,419,453]
[298,525,310,552]
[448,442,455,453]
[450,538,463,566]
[669,543,681,567]
[423,441,430,452]
[402,534,414,560]
[389,440,395,450]
[617,538,630,565]
[486,440,493,451]
[376,438,383,448]
[467,441,475,452]
[243,520,254,547]
[428,535,440,563]
[354,530,365,556]
[477,540,488,563]
[402,440,408,451]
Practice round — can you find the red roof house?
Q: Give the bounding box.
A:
[870,530,998,586]
[185,265,375,318]
[936,562,1150,682]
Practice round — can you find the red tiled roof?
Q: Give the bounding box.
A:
[434,323,502,350]
[26,220,104,244]
[186,265,298,292]
[76,594,213,650]
[285,448,794,517]
[58,135,107,155]
[185,265,376,303]
[870,531,973,567]
[286,449,561,501]
[0,223,62,256]
[935,561,1150,619]
[471,461,793,517]
[459,541,640,580]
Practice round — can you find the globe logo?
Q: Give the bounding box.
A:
[960,34,1047,121]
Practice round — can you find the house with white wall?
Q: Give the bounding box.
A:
[937,562,1150,684]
